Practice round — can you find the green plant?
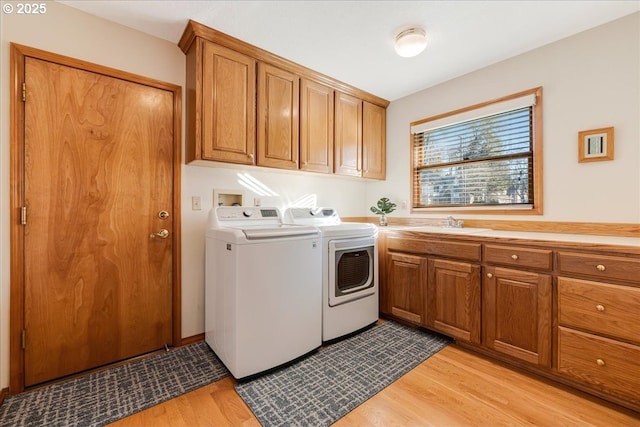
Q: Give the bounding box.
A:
[370,197,397,215]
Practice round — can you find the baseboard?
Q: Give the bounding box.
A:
[0,387,8,405]
[180,333,204,346]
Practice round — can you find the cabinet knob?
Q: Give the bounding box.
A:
[487,273,493,278]
[511,254,519,260]
[596,358,606,367]
[596,264,606,272]
[595,304,605,312]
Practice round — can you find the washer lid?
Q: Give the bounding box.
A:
[240,225,318,239]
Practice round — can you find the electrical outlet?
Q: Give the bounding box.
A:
[192,196,202,211]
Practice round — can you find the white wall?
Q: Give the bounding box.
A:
[369,12,640,224]
[0,2,368,390]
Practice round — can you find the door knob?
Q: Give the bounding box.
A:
[150,229,169,239]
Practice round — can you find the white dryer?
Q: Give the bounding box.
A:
[284,208,378,342]
[205,206,322,379]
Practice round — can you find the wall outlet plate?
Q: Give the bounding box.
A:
[192,196,202,210]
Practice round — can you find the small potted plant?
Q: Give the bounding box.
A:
[370,197,396,226]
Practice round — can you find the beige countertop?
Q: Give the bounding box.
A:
[381,225,640,248]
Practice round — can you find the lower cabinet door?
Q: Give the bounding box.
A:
[483,266,552,367]
[427,258,481,344]
[387,252,427,325]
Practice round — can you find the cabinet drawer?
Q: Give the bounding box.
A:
[387,236,481,261]
[558,277,640,344]
[484,245,552,271]
[557,252,640,284]
[558,327,640,406]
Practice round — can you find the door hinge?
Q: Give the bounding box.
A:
[20,206,27,225]
[21,330,26,350]
[22,82,26,102]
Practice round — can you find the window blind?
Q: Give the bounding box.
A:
[411,93,536,134]
[413,105,534,209]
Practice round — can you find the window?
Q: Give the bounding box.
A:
[411,87,542,214]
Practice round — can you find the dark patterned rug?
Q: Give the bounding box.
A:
[235,320,451,427]
[0,342,229,427]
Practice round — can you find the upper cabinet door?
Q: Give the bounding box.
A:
[300,79,334,174]
[257,63,299,170]
[200,40,256,164]
[334,91,362,176]
[363,101,386,180]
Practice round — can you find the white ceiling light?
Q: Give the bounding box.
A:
[394,27,427,58]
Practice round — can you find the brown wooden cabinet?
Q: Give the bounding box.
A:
[300,79,334,173]
[334,94,387,179]
[334,91,362,176]
[386,252,427,325]
[557,327,640,408]
[556,263,640,408]
[427,258,481,344]
[362,101,386,179]
[257,63,299,169]
[187,39,256,164]
[378,229,640,413]
[482,266,552,367]
[180,21,388,178]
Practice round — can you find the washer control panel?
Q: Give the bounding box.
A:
[217,207,280,220]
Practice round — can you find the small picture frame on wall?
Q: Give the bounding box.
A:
[578,127,614,163]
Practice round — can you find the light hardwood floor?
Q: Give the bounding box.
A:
[110,344,640,427]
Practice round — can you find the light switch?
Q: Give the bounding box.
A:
[192,196,202,211]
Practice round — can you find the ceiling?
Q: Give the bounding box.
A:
[58,1,640,101]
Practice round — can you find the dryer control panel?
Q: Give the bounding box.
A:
[284,207,340,225]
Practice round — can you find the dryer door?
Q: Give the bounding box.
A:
[328,236,377,307]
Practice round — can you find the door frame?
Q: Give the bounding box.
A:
[9,43,183,393]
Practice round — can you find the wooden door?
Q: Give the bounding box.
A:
[427,258,481,344]
[387,253,427,325]
[362,101,386,180]
[300,79,333,173]
[334,91,362,176]
[21,56,175,386]
[483,266,552,367]
[257,62,299,169]
[201,40,256,164]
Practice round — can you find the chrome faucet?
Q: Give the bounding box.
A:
[446,215,464,228]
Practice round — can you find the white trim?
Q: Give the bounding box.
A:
[411,94,537,134]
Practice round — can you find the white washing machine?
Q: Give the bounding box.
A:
[284,207,378,342]
[205,206,322,379]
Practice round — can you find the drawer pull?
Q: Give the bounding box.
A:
[511,254,519,260]
[487,273,493,278]
[596,358,606,367]
[595,304,605,312]
[596,264,606,271]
